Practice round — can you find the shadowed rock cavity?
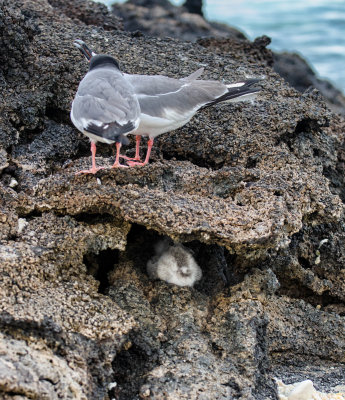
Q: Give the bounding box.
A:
[106,226,279,399]
[1,0,345,398]
[87,223,245,296]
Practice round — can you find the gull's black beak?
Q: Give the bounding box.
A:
[74,39,93,61]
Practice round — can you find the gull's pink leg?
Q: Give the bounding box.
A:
[134,135,141,160]
[119,135,142,162]
[111,142,128,168]
[127,138,154,167]
[76,142,105,175]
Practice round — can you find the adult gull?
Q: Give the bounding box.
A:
[72,40,261,170]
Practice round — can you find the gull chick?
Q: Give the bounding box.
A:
[74,40,261,167]
[147,239,202,287]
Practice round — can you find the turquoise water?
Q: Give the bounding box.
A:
[102,0,345,92]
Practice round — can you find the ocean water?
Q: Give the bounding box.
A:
[201,0,345,93]
[101,0,345,93]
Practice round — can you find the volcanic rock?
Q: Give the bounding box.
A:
[112,0,245,42]
[273,52,345,115]
[1,0,345,399]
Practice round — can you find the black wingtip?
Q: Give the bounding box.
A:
[85,121,135,143]
[202,78,262,109]
[243,78,262,87]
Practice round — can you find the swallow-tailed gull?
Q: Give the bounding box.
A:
[73,40,261,168]
[71,48,140,173]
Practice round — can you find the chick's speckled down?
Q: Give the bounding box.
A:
[147,239,202,287]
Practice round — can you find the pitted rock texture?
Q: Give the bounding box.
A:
[15,161,342,259]
[0,211,134,399]
[48,0,123,31]
[1,0,345,399]
[273,52,345,116]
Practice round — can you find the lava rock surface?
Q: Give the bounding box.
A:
[1,0,345,399]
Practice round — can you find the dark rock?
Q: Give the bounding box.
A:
[112,0,245,42]
[47,0,123,31]
[1,0,345,398]
[198,35,274,67]
[274,52,345,115]
[125,0,174,8]
[183,0,203,16]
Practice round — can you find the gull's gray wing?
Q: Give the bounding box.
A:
[124,69,227,120]
[71,68,140,142]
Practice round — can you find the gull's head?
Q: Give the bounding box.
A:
[88,54,120,71]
